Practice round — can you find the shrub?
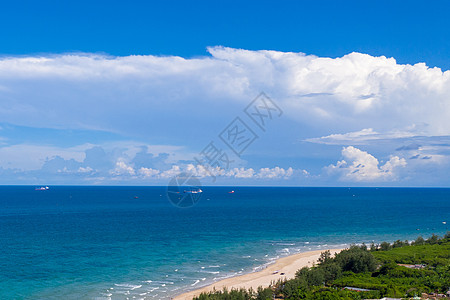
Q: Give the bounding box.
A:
[380,241,391,251]
[255,286,273,300]
[426,234,439,245]
[334,246,377,273]
[415,236,425,245]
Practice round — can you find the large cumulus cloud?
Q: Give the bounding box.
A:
[1,47,449,139]
[1,47,450,184]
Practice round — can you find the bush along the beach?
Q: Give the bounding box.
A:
[193,232,450,300]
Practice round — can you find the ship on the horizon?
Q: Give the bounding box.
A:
[35,186,49,191]
[183,188,202,194]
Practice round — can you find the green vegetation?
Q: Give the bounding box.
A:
[193,233,450,299]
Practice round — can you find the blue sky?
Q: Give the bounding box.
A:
[2,0,450,69]
[1,0,450,186]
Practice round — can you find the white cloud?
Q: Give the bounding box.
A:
[208,47,450,137]
[256,166,294,178]
[220,166,296,179]
[305,127,422,145]
[0,136,301,182]
[225,167,255,178]
[138,167,160,177]
[0,140,191,173]
[1,47,450,185]
[327,146,406,182]
[0,144,88,170]
[110,161,136,176]
[78,166,94,173]
[1,48,450,140]
[159,165,181,179]
[134,165,297,180]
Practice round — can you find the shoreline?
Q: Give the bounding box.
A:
[173,248,344,300]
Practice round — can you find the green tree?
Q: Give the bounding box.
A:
[380,241,391,251]
[322,262,342,284]
[281,278,308,299]
[426,234,439,245]
[256,286,273,300]
[307,268,325,286]
[335,246,377,273]
[295,266,310,279]
[392,240,405,248]
[415,236,425,245]
[444,231,450,240]
[318,250,333,265]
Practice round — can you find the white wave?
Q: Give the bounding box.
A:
[115,290,130,295]
[114,283,142,290]
[202,271,220,274]
[191,280,200,286]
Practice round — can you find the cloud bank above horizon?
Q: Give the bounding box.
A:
[0,47,449,185]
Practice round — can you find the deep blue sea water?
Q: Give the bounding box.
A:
[1,186,449,299]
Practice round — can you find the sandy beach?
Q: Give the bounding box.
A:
[174,248,344,300]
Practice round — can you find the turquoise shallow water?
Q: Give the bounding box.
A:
[1,186,449,299]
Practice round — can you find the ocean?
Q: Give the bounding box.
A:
[1,186,449,299]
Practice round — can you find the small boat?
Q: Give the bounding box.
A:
[228,190,235,194]
[35,186,49,191]
[184,189,203,194]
